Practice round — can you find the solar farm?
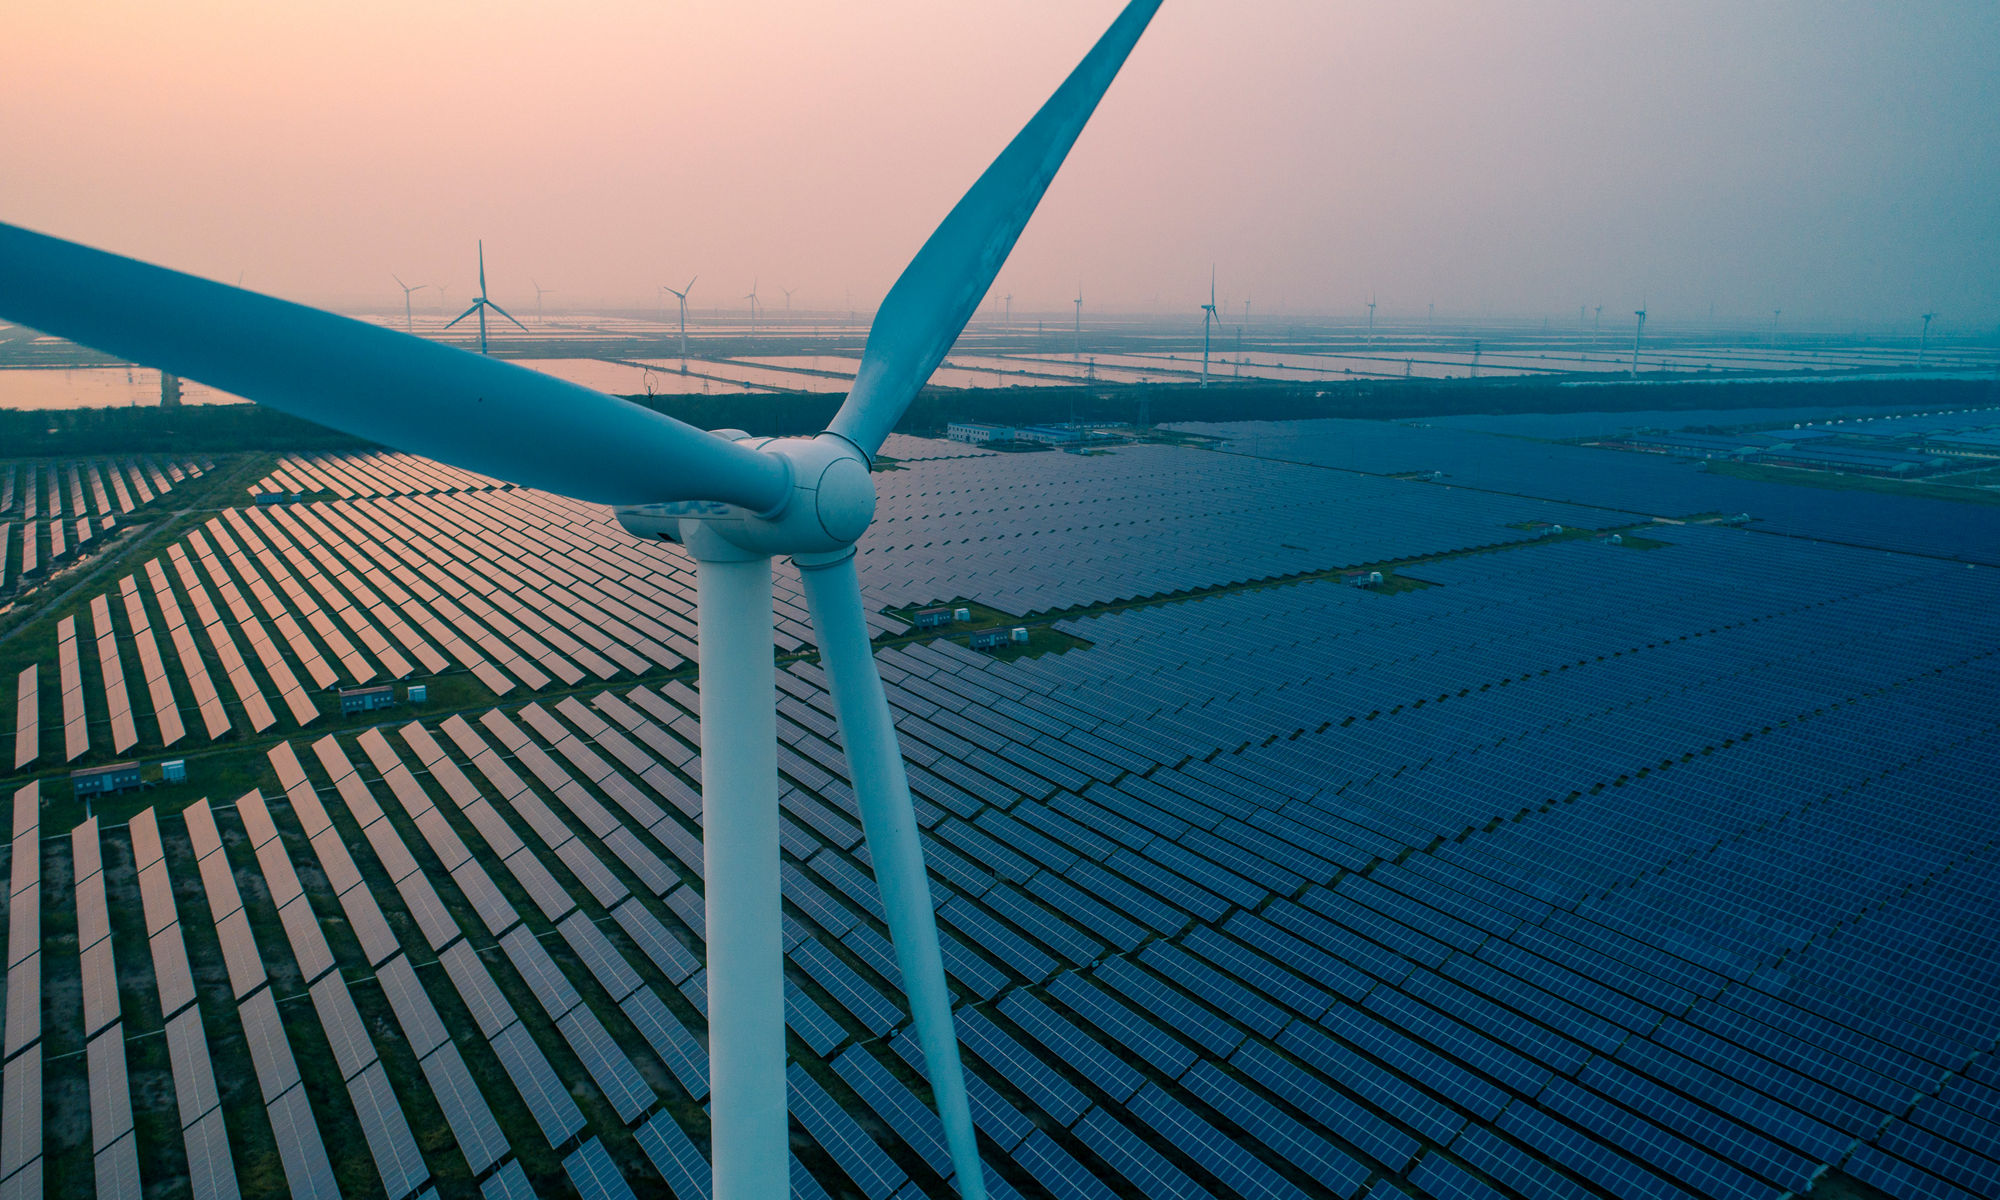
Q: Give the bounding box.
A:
[2,396,1997,1200]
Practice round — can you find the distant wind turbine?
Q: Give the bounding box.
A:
[1594,304,1603,343]
[1003,293,1012,329]
[1366,294,1377,344]
[744,279,761,335]
[1073,283,1083,357]
[533,280,556,325]
[1631,306,1647,378]
[442,240,526,354]
[662,276,698,364]
[780,285,795,312]
[1200,266,1219,387]
[1919,312,1937,368]
[1771,308,1782,345]
[392,275,426,332]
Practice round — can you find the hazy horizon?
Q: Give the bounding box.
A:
[5,2,1995,330]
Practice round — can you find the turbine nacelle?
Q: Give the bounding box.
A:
[614,431,876,559]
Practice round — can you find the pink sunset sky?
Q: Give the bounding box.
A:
[4,1,1995,327]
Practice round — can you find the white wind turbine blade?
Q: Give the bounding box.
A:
[798,551,988,1199]
[0,221,789,509]
[443,301,482,329]
[828,0,1162,457]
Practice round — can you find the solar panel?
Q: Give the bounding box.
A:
[213,909,266,1000]
[438,941,517,1038]
[347,1059,431,1200]
[181,1106,238,1200]
[499,926,581,1019]
[563,1136,637,1200]
[276,895,336,983]
[418,1041,507,1176]
[490,1021,586,1147]
[85,1028,133,1151]
[557,1004,655,1122]
[633,1111,711,1200]
[452,859,520,936]
[611,897,700,983]
[787,1062,907,1199]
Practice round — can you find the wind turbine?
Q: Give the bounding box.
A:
[743,278,761,335]
[1366,293,1377,344]
[1072,283,1083,356]
[0,6,1162,1198]
[1771,308,1782,345]
[533,280,556,325]
[442,241,525,354]
[663,275,698,363]
[1594,304,1603,343]
[1919,311,1937,368]
[1200,265,1218,386]
[392,275,425,332]
[1003,293,1012,329]
[1631,306,1648,378]
[780,285,795,312]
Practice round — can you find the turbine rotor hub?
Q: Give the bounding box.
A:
[615,431,876,561]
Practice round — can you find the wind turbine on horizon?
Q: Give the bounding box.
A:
[392,275,425,332]
[1919,311,1938,368]
[744,279,761,336]
[1200,266,1219,386]
[1632,305,1648,378]
[1003,292,1012,329]
[779,285,795,312]
[533,280,556,325]
[1072,283,1083,357]
[1366,293,1377,344]
[442,241,525,354]
[0,7,1164,1197]
[662,275,698,364]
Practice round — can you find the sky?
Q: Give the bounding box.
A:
[4,1,1996,330]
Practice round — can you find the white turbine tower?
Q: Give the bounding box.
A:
[1631,306,1648,378]
[780,285,795,312]
[1919,311,1937,368]
[663,275,698,364]
[442,241,526,354]
[392,274,426,332]
[1200,265,1219,386]
[1073,283,1083,357]
[533,279,556,325]
[0,5,1162,1197]
[744,279,761,336]
[1366,293,1377,344]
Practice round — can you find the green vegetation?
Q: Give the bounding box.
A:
[1705,458,2000,506]
[0,406,372,457]
[11,374,1990,457]
[1803,1169,1897,1200]
[883,599,1092,662]
[957,622,1090,662]
[1364,572,1438,595]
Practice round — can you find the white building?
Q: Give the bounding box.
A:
[946,422,1015,445]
